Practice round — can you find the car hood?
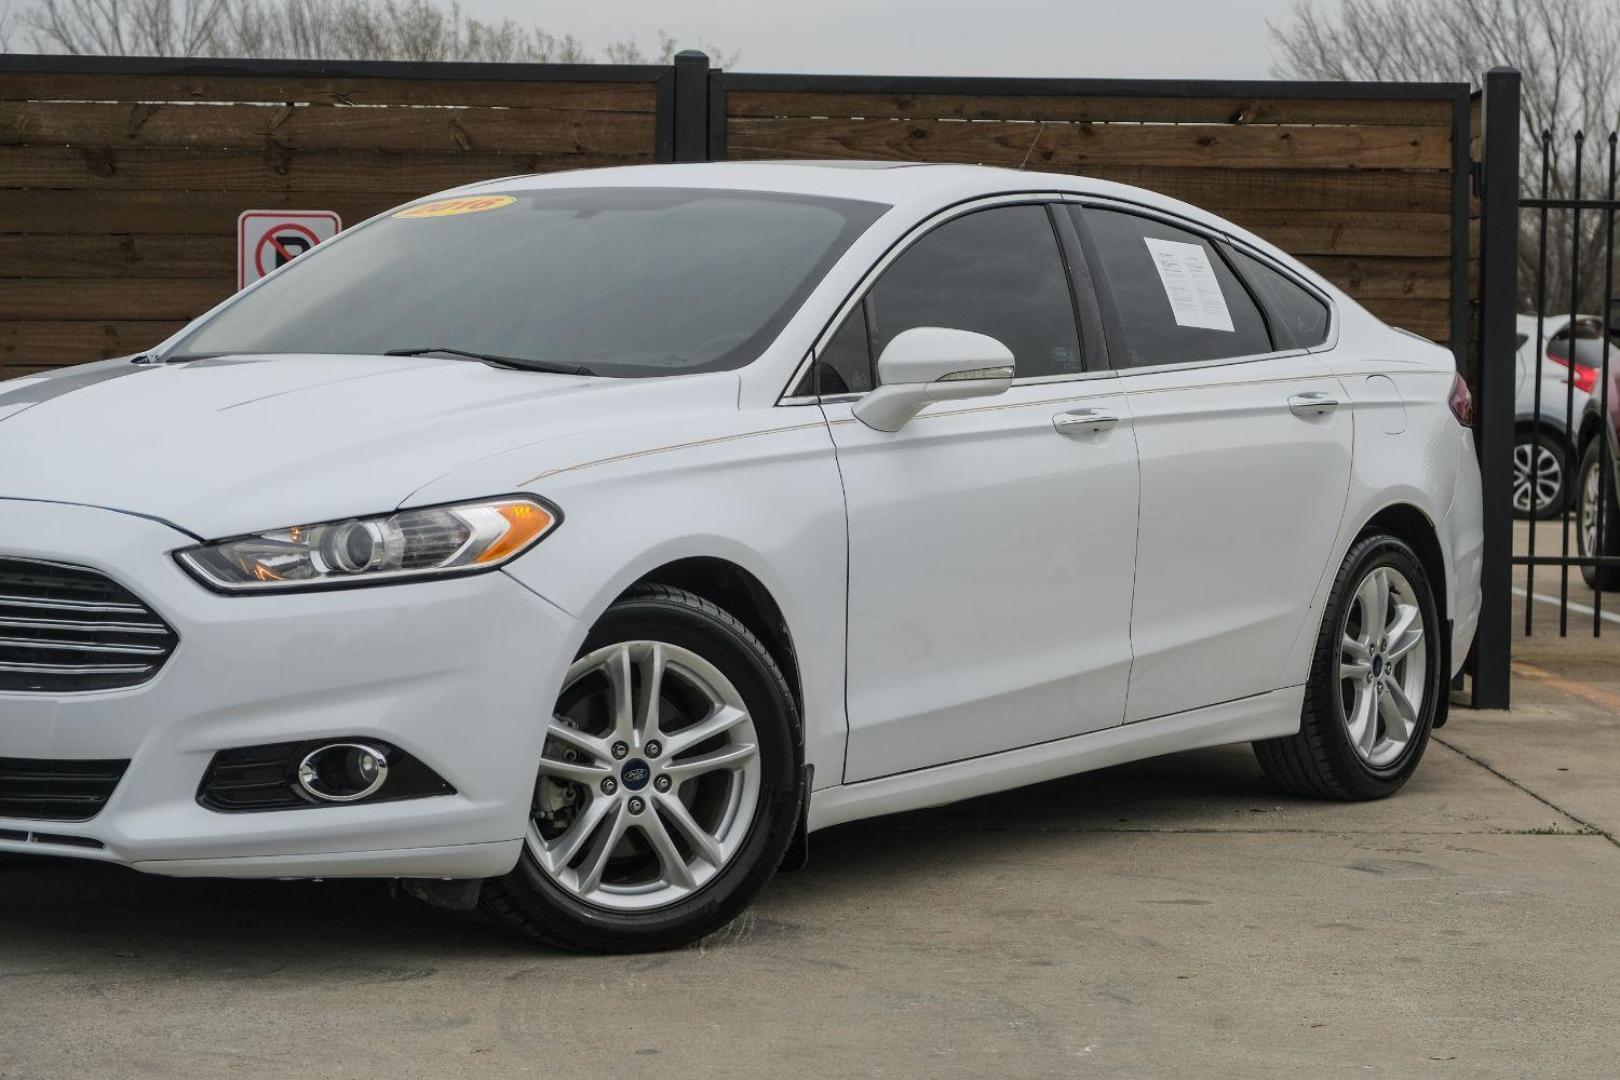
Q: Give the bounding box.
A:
[0,354,735,538]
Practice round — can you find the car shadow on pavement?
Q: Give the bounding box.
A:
[0,744,1283,958]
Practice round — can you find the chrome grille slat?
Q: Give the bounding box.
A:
[0,558,177,693]
[0,636,169,656]
[0,661,154,675]
[0,594,147,614]
[0,616,171,635]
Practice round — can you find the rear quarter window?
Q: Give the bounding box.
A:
[1228,249,1331,349]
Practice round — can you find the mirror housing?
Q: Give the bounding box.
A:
[851,327,1015,432]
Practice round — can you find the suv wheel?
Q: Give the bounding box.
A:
[1576,439,1620,591]
[1513,429,1570,519]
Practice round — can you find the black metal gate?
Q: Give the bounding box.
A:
[1474,66,1620,708]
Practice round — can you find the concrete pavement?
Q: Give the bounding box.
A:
[2,629,1617,1078]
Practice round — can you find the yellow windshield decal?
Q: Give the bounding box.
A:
[394,195,516,219]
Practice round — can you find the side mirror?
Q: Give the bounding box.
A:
[851,327,1014,432]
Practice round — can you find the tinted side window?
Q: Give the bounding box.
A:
[814,301,874,395]
[1548,316,1610,367]
[868,205,1084,380]
[1230,249,1330,348]
[1078,207,1270,367]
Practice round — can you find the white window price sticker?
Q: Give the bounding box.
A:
[1142,237,1235,332]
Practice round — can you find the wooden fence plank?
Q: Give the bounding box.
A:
[1068,165,1452,213]
[1356,296,1451,339]
[0,145,623,193]
[0,278,232,319]
[0,189,409,233]
[0,72,659,112]
[1228,211,1453,257]
[727,117,1452,170]
[0,234,236,277]
[1,319,186,365]
[725,90,1454,127]
[0,101,657,155]
[1303,255,1452,299]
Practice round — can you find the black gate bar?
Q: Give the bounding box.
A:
[1472,66,1522,709]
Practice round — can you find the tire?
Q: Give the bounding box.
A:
[1254,534,1444,801]
[1575,439,1620,592]
[481,584,803,953]
[1513,429,1571,520]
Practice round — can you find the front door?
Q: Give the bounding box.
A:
[813,202,1141,782]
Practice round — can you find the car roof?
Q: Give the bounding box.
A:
[451,160,1233,231]
[428,160,1329,295]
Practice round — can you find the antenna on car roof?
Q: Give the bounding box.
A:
[1017,122,1050,170]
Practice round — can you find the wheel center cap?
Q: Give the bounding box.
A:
[620,758,651,791]
[1371,654,1386,679]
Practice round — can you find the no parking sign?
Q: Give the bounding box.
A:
[237,210,342,289]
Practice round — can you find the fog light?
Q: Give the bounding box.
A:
[297,743,390,803]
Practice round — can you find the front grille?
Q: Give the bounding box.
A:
[0,757,129,821]
[0,557,178,693]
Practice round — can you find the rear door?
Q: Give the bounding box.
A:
[1071,203,1353,723]
[806,200,1141,782]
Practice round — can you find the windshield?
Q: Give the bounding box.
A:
[174,187,888,377]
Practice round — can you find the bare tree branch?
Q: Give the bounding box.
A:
[5,0,735,67]
[1272,0,1620,311]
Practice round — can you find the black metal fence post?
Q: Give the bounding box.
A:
[1472,65,1522,709]
[671,50,712,163]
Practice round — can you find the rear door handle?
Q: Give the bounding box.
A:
[1287,392,1340,418]
[1053,408,1120,436]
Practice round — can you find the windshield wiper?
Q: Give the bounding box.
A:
[384,346,594,377]
[156,352,237,364]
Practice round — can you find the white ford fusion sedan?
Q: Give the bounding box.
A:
[0,162,1481,952]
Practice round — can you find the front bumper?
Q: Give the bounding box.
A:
[0,499,579,878]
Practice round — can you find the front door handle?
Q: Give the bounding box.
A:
[1053,408,1120,436]
[1287,392,1340,418]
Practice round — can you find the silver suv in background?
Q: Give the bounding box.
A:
[1515,313,1612,518]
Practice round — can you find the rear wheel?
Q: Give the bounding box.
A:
[1575,439,1620,592]
[481,584,802,952]
[1254,534,1443,800]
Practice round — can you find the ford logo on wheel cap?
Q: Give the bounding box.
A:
[621,759,651,791]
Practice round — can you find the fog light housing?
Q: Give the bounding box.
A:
[298,743,390,803]
[197,738,454,812]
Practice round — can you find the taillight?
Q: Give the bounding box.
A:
[1449,373,1474,426]
[1546,352,1599,394]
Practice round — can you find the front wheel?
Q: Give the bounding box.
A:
[1254,534,1443,800]
[481,584,803,952]
[1575,439,1620,592]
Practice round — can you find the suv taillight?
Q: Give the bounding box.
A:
[1546,352,1599,394]
[1449,373,1474,426]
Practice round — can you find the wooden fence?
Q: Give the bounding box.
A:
[0,56,671,379]
[0,53,1473,382]
[715,72,1472,355]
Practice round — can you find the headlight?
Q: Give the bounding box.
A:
[174,496,560,593]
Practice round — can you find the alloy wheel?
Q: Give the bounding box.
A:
[1581,454,1601,557]
[528,641,761,912]
[1512,439,1563,515]
[1336,565,1428,769]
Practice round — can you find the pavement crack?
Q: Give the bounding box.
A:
[1435,734,1619,849]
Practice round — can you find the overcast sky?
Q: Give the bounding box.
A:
[456,0,1304,79]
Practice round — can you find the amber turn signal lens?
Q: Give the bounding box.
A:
[475,502,557,564]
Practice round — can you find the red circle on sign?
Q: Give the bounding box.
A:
[254,221,322,277]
